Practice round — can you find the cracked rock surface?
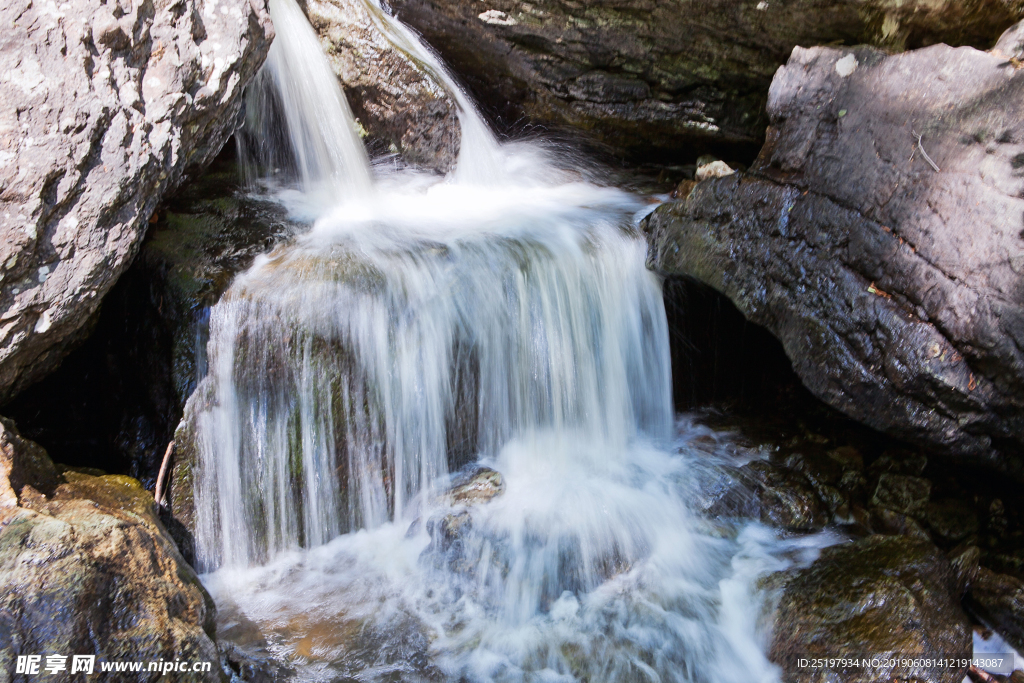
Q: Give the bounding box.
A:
[645,28,1024,473]
[386,0,1023,161]
[0,0,274,403]
[303,0,460,172]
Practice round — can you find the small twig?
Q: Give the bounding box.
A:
[912,130,941,172]
[154,441,175,508]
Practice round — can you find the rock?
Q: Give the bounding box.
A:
[646,35,1024,473]
[0,0,274,403]
[704,460,827,531]
[926,499,982,543]
[871,473,932,516]
[447,466,505,505]
[995,18,1024,58]
[303,0,460,172]
[769,535,972,683]
[0,421,219,680]
[966,567,1024,653]
[694,159,735,182]
[3,155,292,487]
[829,445,864,472]
[747,460,828,531]
[870,506,932,541]
[0,416,58,508]
[386,0,1023,161]
[948,544,981,595]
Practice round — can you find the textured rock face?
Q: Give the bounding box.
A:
[303,0,460,172]
[769,535,971,683]
[0,419,219,681]
[386,0,1023,160]
[0,0,274,404]
[646,32,1024,473]
[967,567,1024,652]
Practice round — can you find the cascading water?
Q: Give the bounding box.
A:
[190,1,839,680]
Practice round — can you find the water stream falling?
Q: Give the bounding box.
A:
[190,1,840,679]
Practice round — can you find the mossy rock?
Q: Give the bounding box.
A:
[769,535,971,683]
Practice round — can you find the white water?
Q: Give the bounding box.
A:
[192,1,839,680]
[237,0,372,201]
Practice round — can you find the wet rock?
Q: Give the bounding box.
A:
[926,499,982,543]
[948,544,981,596]
[447,466,505,506]
[829,445,864,472]
[769,535,972,683]
[748,461,828,531]
[304,0,460,172]
[705,460,826,531]
[387,0,1022,161]
[646,35,1024,473]
[0,422,219,680]
[966,567,1024,653]
[423,467,506,572]
[870,506,932,542]
[871,473,932,516]
[0,0,274,403]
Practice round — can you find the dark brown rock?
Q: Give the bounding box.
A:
[769,535,972,683]
[948,544,981,595]
[967,567,1024,653]
[386,0,1023,161]
[0,0,274,404]
[703,460,827,531]
[304,0,460,172]
[646,33,1024,474]
[870,506,932,541]
[926,499,982,543]
[871,473,932,516]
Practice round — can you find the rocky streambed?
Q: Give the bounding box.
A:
[1,0,1024,680]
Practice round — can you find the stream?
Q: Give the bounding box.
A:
[190,0,842,680]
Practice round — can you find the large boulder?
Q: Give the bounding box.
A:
[303,0,460,172]
[769,535,971,683]
[0,0,274,404]
[646,28,1024,474]
[3,155,292,484]
[0,417,220,681]
[385,0,1024,161]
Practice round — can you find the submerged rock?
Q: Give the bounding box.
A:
[387,0,1022,161]
[0,0,274,404]
[0,418,219,681]
[304,0,460,172]
[646,30,1024,474]
[447,466,505,506]
[769,535,971,683]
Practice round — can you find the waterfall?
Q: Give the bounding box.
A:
[354,0,508,184]
[236,0,372,201]
[188,2,837,680]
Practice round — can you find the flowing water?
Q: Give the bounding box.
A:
[191,0,840,680]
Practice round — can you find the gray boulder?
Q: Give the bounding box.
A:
[647,29,1024,474]
[386,0,1023,160]
[0,0,274,404]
